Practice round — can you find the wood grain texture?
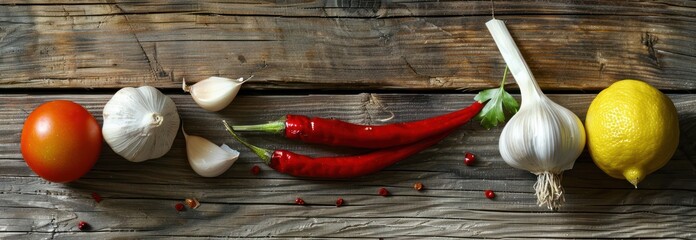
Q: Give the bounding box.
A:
[2,1,696,238]
[0,1,694,90]
[1,93,696,238]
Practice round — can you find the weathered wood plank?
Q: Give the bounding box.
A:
[1,93,696,238]
[0,1,694,90]
[5,1,696,18]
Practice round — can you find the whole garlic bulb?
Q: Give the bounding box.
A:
[102,86,180,162]
[498,91,586,210]
[487,19,586,210]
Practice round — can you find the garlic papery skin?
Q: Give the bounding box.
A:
[183,76,249,112]
[183,128,239,177]
[103,86,180,162]
[487,19,586,210]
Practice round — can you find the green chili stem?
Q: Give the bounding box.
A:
[231,117,286,134]
[222,120,273,165]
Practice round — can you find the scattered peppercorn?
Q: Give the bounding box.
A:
[295,197,305,205]
[378,187,390,197]
[185,198,200,209]
[175,203,185,211]
[251,165,261,175]
[91,192,102,203]
[335,197,344,207]
[484,190,495,199]
[464,152,476,166]
[413,182,424,191]
[77,221,90,231]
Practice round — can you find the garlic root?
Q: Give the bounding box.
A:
[533,172,564,210]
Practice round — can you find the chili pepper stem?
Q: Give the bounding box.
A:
[222,120,273,165]
[231,117,286,134]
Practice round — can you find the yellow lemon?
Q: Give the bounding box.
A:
[585,79,679,187]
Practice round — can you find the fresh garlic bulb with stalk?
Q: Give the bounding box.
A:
[487,19,586,210]
[183,127,239,177]
[183,76,250,112]
[102,86,180,162]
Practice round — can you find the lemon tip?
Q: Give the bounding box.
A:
[623,168,644,188]
[628,179,639,189]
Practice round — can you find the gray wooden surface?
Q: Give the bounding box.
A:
[0,1,694,90]
[1,0,696,239]
[2,94,696,238]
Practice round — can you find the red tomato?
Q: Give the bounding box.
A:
[20,100,102,183]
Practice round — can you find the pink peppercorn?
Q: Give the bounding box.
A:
[91,192,102,203]
[484,190,495,199]
[175,203,185,211]
[251,165,261,175]
[378,187,390,197]
[78,221,90,231]
[464,152,476,166]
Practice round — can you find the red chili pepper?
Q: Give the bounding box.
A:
[231,101,483,149]
[224,121,450,179]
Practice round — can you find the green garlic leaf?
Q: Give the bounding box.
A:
[474,67,519,129]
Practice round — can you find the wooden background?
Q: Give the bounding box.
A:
[1,0,695,238]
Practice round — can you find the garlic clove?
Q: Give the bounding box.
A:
[183,128,240,177]
[183,76,249,112]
